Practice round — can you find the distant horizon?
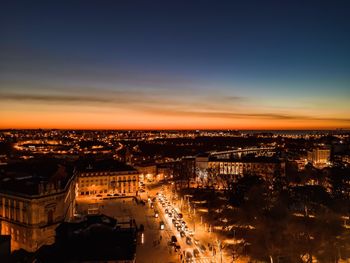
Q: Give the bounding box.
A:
[1,128,349,132]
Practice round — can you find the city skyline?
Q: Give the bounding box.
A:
[1,1,350,130]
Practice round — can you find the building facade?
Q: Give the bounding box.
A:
[208,157,285,180]
[0,161,76,252]
[307,148,331,167]
[76,160,139,198]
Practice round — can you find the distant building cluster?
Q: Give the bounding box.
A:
[0,129,349,260]
[307,147,331,168]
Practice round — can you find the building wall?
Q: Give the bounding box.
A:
[208,160,285,179]
[307,148,331,167]
[0,178,76,252]
[135,165,157,182]
[76,170,139,198]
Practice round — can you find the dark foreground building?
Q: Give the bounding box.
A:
[10,214,137,263]
[0,159,76,252]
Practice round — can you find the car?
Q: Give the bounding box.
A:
[185,251,193,263]
[198,243,206,253]
[165,208,168,213]
[177,226,182,231]
[154,210,159,218]
[172,219,177,224]
[113,193,119,196]
[193,248,200,258]
[168,213,173,218]
[170,235,177,245]
[178,213,183,218]
[193,238,199,245]
[181,221,186,227]
[139,189,145,193]
[159,221,165,230]
[107,194,112,196]
[180,231,186,237]
[96,194,102,197]
[186,236,192,245]
[175,244,181,252]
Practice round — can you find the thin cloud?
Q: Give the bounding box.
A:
[0,93,113,104]
[143,108,350,122]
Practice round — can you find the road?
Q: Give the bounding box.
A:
[148,183,225,263]
[77,196,179,263]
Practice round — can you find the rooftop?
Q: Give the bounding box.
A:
[0,158,74,197]
[76,158,137,173]
[209,156,283,163]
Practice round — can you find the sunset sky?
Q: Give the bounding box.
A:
[1,1,350,130]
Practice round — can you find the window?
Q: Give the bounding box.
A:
[48,210,54,224]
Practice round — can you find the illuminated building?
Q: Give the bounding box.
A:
[208,156,285,179]
[135,163,157,182]
[307,148,331,167]
[76,159,139,198]
[0,159,76,252]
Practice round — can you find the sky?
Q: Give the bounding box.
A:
[1,0,350,130]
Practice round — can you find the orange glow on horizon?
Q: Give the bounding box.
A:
[1,110,349,130]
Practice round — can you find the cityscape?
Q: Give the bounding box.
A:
[1,1,350,263]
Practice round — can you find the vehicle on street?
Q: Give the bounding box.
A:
[170,235,177,245]
[159,221,165,230]
[185,251,193,263]
[175,244,181,252]
[154,210,159,218]
[193,248,200,257]
[180,231,186,237]
[186,236,192,245]
[198,243,206,252]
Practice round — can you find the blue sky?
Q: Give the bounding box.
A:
[1,0,350,129]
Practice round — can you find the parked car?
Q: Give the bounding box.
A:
[159,221,165,230]
[193,248,200,257]
[185,251,193,263]
[198,243,206,252]
[186,236,192,245]
[180,231,186,237]
[154,210,159,218]
[170,235,177,245]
